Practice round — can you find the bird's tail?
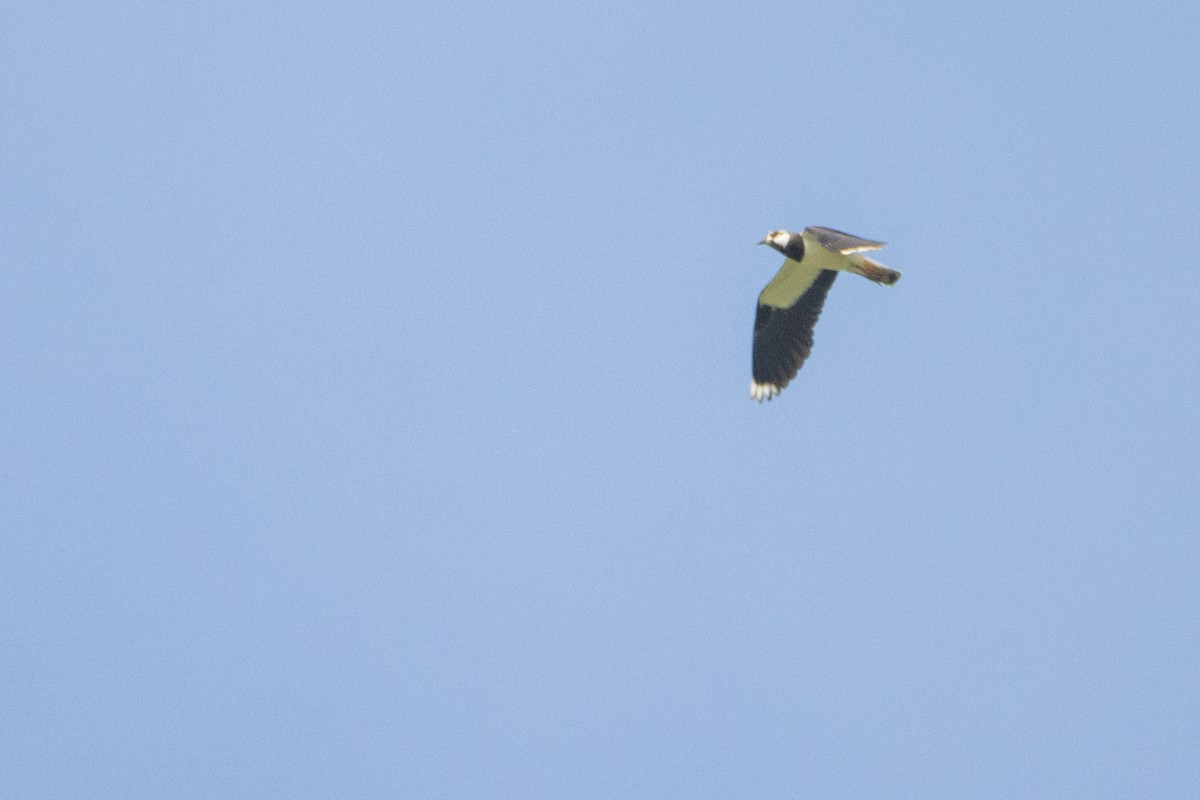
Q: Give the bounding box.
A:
[857,257,902,286]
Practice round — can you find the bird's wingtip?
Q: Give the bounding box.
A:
[750,381,780,402]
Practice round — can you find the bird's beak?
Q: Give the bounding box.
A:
[757,238,768,246]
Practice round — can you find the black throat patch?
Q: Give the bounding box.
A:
[781,236,805,261]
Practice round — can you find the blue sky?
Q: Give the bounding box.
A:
[3,1,1199,797]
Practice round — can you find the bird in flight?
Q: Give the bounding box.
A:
[751,226,901,402]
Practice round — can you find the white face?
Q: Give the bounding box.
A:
[766,230,792,249]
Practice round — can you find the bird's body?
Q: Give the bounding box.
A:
[751,227,901,402]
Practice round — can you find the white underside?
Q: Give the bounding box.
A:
[758,233,874,309]
[758,258,822,308]
[800,231,871,273]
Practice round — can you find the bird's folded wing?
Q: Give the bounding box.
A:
[805,226,886,254]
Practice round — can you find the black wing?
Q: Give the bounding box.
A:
[752,269,838,396]
[805,226,886,254]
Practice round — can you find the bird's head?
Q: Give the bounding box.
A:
[759,230,793,252]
